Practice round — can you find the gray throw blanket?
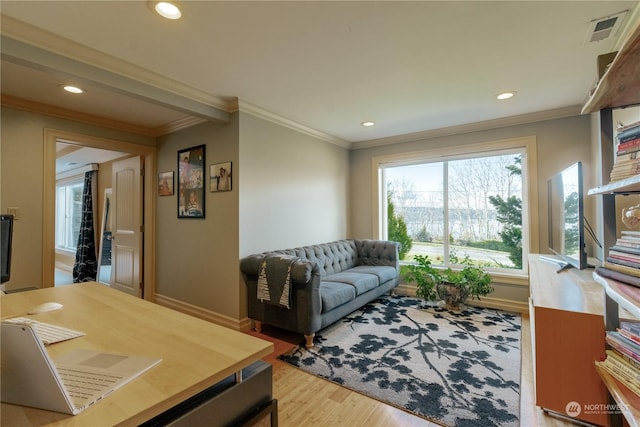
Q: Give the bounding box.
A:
[257,255,297,309]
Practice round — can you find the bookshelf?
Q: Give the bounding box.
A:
[584,18,640,427]
[587,174,640,196]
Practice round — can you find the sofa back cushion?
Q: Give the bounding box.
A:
[354,240,400,268]
[269,240,357,277]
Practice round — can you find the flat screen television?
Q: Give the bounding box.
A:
[1,214,14,284]
[547,161,587,271]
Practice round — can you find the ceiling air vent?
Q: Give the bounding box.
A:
[586,10,628,43]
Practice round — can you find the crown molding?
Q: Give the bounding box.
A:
[153,116,208,137]
[1,16,234,118]
[1,94,206,137]
[351,105,583,150]
[1,94,157,137]
[238,99,350,149]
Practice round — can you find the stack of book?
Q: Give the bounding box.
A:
[595,321,640,397]
[596,231,640,287]
[611,120,640,182]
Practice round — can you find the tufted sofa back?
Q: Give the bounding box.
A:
[271,240,357,277]
[265,239,399,278]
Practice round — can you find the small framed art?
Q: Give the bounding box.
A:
[177,145,205,218]
[210,161,232,192]
[158,171,174,196]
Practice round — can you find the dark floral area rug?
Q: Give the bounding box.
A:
[280,295,521,427]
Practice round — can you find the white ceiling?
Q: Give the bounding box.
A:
[1,1,639,149]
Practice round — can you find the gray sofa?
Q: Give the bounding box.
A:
[240,239,400,348]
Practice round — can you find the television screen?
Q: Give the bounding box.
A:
[1,214,14,284]
[547,162,587,270]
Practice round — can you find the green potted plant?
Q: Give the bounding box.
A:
[402,254,493,310]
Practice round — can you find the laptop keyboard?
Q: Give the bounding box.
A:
[3,317,85,345]
[57,367,124,404]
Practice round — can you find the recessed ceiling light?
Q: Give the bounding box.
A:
[497,91,516,100]
[155,1,182,19]
[362,121,375,127]
[62,85,85,94]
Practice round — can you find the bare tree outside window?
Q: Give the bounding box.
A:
[384,152,523,271]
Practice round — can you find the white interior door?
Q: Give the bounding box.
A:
[110,156,142,297]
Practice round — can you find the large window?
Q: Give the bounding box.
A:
[56,178,84,252]
[377,137,535,275]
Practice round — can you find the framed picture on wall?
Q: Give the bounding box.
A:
[210,161,232,192]
[158,171,174,196]
[177,145,205,218]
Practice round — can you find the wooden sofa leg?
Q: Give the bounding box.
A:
[254,320,262,333]
[304,334,314,349]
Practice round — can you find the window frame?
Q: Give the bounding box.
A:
[372,136,539,279]
[55,175,85,253]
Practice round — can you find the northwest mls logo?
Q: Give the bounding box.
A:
[566,401,581,417]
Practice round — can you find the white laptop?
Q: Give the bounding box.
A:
[1,321,161,415]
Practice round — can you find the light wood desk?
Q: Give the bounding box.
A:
[1,282,273,426]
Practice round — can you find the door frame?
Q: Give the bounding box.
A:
[43,128,157,300]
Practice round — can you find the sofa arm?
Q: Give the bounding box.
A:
[240,254,314,284]
[354,239,400,269]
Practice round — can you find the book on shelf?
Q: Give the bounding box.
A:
[610,170,640,182]
[606,256,640,270]
[606,331,640,363]
[604,261,640,278]
[619,328,640,345]
[615,150,639,164]
[596,266,640,287]
[595,350,640,396]
[614,239,640,249]
[617,120,640,134]
[616,121,640,142]
[608,250,640,264]
[610,172,640,182]
[621,320,640,337]
[609,344,640,371]
[620,231,640,242]
[604,349,640,378]
[617,137,640,155]
[610,244,640,256]
[607,331,640,363]
[611,159,640,171]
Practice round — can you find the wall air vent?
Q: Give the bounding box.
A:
[586,10,628,43]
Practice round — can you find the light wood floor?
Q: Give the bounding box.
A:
[250,315,579,427]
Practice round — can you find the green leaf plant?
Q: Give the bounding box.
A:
[402,254,493,308]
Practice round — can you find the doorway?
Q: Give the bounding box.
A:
[54,146,125,287]
[43,129,157,300]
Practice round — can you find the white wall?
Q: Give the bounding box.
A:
[238,112,350,256]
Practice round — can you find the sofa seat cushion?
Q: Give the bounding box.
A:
[348,265,397,284]
[322,272,379,296]
[320,282,356,313]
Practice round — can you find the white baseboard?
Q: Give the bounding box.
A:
[154,288,528,334]
[153,293,252,331]
[393,285,528,314]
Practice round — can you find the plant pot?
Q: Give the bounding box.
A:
[436,282,469,311]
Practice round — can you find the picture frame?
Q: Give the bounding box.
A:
[158,171,174,196]
[177,145,205,218]
[210,161,232,192]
